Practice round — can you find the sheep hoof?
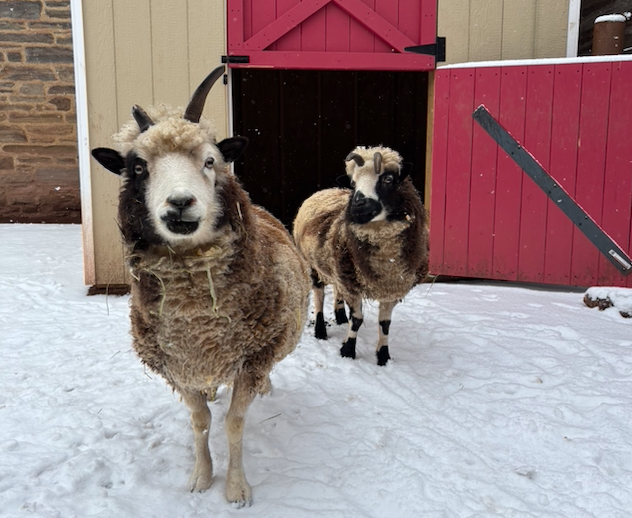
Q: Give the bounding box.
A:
[315,312,328,340]
[376,346,390,366]
[340,339,356,359]
[226,482,252,508]
[334,308,348,325]
[189,472,213,492]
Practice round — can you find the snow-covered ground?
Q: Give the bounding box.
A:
[1,224,631,518]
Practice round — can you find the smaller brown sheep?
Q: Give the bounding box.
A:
[293,146,429,365]
[91,66,311,507]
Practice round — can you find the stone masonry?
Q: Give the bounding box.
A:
[0,0,80,223]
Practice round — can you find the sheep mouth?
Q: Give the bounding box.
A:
[165,220,199,235]
[350,208,382,225]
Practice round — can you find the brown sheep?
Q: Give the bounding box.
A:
[293,146,429,366]
[91,66,311,507]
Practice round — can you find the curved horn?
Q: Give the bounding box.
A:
[345,152,365,167]
[373,152,383,175]
[132,105,154,133]
[183,65,225,123]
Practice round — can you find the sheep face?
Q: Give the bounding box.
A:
[91,66,248,251]
[343,146,411,225]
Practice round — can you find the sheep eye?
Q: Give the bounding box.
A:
[382,174,394,184]
[133,164,144,175]
[204,157,215,169]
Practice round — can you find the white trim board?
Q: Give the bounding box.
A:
[69,0,95,285]
[439,54,632,70]
[567,0,582,57]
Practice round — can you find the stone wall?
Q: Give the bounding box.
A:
[0,0,80,223]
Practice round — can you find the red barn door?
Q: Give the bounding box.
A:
[226,0,438,71]
[430,58,632,288]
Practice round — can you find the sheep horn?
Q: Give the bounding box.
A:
[373,152,383,174]
[183,65,225,123]
[345,152,365,167]
[132,105,154,133]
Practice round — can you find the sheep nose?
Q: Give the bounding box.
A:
[167,195,196,210]
[353,191,367,206]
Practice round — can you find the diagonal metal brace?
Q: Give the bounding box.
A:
[472,104,632,276]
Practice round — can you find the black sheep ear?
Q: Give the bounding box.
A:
[217,136,249,163]
[336,174,352,189]
[401,162,413,180]
[92,148,126,175]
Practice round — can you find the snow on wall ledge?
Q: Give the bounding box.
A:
[439,53,632,70]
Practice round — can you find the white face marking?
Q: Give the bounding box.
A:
[350,168,386,223]
[145,143,224,248]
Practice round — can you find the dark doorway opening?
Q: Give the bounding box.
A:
[231,69,429,228]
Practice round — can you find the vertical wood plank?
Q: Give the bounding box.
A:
[188,0,227,137]
[84,0,126,286]
[493,66,527,281]
[276,0,302,50]
[598,61,632,287]
[501,0,536,60]
[350,0,374,52]
[150,0,190,104]
[420,0,436,46]
[437,0,470,64]
[326,3,350,51]
[442,68,475,277]
[373,0,396,52]
[429,69,451,275]
[534,0,568,58]
[571,62,611,286]
[398,0,420,44]
[467,66,501,278]
[469,0,503,62]
[301,2,326,52]
[544,63,581,285]
[518,64,554,283]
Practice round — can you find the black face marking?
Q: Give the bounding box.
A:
[340,338,356,359]
[118,152,163,250]
[347,191,382,225]
[379,320,391,336]
[376,346,390,366]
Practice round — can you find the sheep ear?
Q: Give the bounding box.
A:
[336,174,352,189]
[217,136,248,163]
[401,162,413,180]
[92,148,126,175]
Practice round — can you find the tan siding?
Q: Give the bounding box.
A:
[439,0,569,65]
[82,0,229,286]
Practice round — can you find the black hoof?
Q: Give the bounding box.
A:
[340,338,356,359]
[315,312,327,340]
[376,346,390,366]
[334,307,348,325]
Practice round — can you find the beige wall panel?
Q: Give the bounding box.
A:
[150,0,191,105]
[188,0,228,138]
[534,0,569,58]
[112,0,153,125]
[501,0,536,59]
[83,0,126,286]
[84,0,229,286]
[438,0,471,64]
[438,0,568,65]
[469,0,504,62]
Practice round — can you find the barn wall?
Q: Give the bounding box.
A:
[80,0,229,286]
[438,0,570,64]
[430,56,632,288]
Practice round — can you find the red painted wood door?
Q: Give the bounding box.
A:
[226,0,437,70]
[430,58,632,288]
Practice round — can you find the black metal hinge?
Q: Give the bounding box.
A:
[473,104,632,276]
[222,55,250,64]
[405,37,446,63]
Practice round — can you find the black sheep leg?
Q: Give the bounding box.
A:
[376,300,397,366]
[341,297,362,359]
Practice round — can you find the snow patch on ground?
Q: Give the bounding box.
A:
[1,224,631,517]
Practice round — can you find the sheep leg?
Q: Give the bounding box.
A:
[376,300,397,366]
[312,271,328,340]
[224,370,256,507]
[180,389,213,492]
[340,296,363,359]
[333,287,348,325]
